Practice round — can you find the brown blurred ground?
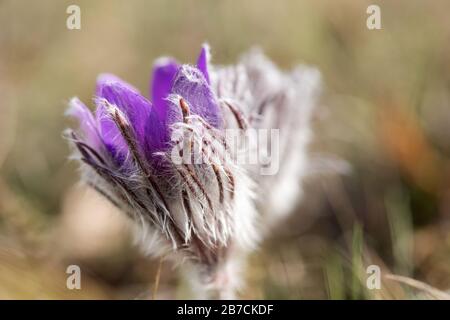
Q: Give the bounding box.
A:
[1,0,450,299]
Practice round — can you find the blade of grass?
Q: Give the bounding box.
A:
[385,188,413,276]
[152,256,164,300]
[324,250,345,300]
[351,223,364,299]
[385,274,450,300]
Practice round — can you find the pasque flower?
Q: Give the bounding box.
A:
[66,44,320,299]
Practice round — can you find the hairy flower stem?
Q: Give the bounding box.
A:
[188,260,242,299]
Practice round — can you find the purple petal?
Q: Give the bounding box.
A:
[151,58,179,122]
[171,65,222,128]
[144,108,169,163]
[196,43,211,84]
[95,101,128,160]
[95,75,152,160]
[66,97,101,149]
[96,73,139,97]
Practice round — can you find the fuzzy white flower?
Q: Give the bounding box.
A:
[65,44,320,299]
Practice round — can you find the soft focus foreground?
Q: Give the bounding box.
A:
[1,0,450,299]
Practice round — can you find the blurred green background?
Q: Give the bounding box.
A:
[1,0,450,299]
